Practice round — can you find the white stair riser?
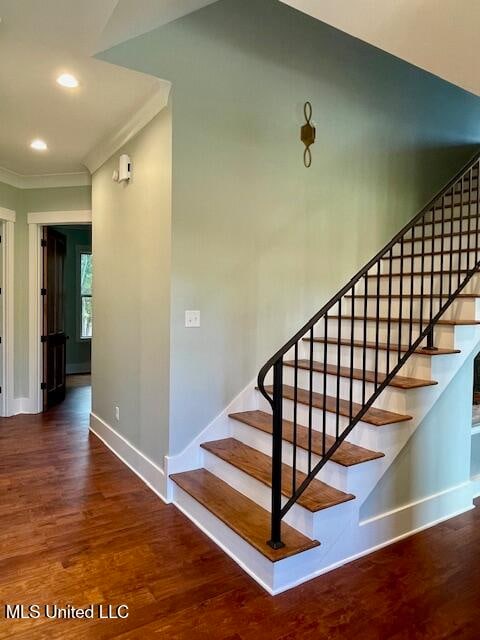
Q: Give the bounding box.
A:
[413,211,479,237]
[257,391,409,450]
[202,448,317,538]
[393,233,480,256]
[172,484,278,592]
[230,418,386,503]
[304,341,434,378]
[384,252,477,274]
[230,418,352,490]
[355,273,480,296]
[283,365,411,413]
[345,297,479,321]
[321,319,456,348]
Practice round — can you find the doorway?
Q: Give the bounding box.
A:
[28,209,92,413]
[43,225,92,410]
[0,208,14,416]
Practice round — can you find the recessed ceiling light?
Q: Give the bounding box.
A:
[56,73,79,89]
[30,139,48,151]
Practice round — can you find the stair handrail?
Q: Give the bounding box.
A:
[258,149,480,549]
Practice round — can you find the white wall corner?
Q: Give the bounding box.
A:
[83,81,172,174]
[90,412,168,503]
[471,474,480,498]
[164,377,259,500]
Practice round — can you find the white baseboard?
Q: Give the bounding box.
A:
[272,481,475,594]
[66,363,91,375]
[471,474,480,498]
[7,397,37,416]
[164,378,259,499]
[89,412,168,503]
[172,473,475,595]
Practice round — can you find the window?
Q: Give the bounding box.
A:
[80,252,92,339]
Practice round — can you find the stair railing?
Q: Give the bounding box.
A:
[258,150,480,549]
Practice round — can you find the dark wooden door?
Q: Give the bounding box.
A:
[42,228,67,410]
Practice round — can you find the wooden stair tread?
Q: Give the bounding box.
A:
[304,336,460,356]
[403,229,480,245]
[284,359,437,389]
[329,315,480,326]
[414,208,478,222]
[433,199,479,210]
[263,384,412,426]
[365,268,473,278]
[345,293,478,299]
[229,410,384,467]
[201,438,355,512]
[382,248,479,260]
[170,469,319,561]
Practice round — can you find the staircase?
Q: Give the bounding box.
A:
[169,152,480,593]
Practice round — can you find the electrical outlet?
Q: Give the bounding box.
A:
[115,406,120,421]
[185,310,201,328]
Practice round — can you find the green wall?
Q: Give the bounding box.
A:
[362,357,474,520]
[0,182,91,399]
[99,0,480,456]
[51,226,92,373]
[92,106,172,465]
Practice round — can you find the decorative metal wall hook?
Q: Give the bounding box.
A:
[301,101,316,168]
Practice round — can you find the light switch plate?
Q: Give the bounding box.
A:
[185,310,201,328]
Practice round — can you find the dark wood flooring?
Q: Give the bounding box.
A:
[1,378,479,639]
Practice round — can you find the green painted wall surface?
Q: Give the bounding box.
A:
[361,356,474,520]
[0,182,91,398]
[51,226,92,372]
[99,0,480,456]
[91,106,172,465]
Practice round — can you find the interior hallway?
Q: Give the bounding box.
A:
[0,380,479,639]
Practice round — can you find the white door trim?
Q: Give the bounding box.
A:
[28,210,92,413]
[0,208,15,416]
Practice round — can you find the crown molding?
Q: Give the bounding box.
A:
[0,166,91,190]
[83,80,171,174]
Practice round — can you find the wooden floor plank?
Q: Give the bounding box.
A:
[201,437,355,512]
[2,375,480,639]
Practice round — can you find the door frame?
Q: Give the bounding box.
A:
[28,210,92,413]
[0,207,15,417]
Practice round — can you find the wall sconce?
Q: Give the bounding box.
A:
[301,102,316,168]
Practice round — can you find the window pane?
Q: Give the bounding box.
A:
[81,253,92,296]
[82,296,92,339]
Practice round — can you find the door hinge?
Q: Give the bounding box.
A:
[41,382,47,390]
[41,335,47,343]
[41,288,47,296]
[41,239,47,247]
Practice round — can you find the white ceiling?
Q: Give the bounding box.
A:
[281,0,480,97]
[0,0,213,181]
[2,0,479,182]
[95,0,219,53]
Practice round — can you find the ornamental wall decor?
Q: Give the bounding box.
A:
[301,101,316,168]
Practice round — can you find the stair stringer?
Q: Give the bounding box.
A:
[270,323,480,592]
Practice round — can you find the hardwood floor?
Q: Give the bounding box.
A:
[1,384,480,639]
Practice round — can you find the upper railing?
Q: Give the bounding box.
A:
[258,150,480,549]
